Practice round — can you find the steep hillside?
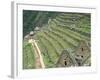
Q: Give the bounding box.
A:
[23,11,91,69]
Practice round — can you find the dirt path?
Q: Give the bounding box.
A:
[28,39,45,69]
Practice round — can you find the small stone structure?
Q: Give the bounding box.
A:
[24,31,34,41]
[74,40,90,66]
[34,27,40,31]
[30,31,34,36]
[56,50,77,67]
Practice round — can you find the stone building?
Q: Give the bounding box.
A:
[74,40,91,66]
[56,50,77,67]
[34,27,40,31]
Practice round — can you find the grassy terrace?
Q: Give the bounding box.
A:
[37,34,60,64]
[53,19,90,41]
[50,25,79,46]
[54,16,90,37]
[43,31,64,49]
[37,37,55,68]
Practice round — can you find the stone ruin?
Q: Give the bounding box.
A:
[56,40,91,67]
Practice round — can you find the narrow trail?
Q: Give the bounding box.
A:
[28,39,45,69]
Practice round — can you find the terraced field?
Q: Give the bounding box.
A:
[23,11,91,69]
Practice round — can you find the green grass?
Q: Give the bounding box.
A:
[53,17,90,37]
[50,25,79,46]
[52,19,90,40]
[37,36,55,68]
[37,35,59,62]
[23,43,35,69]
